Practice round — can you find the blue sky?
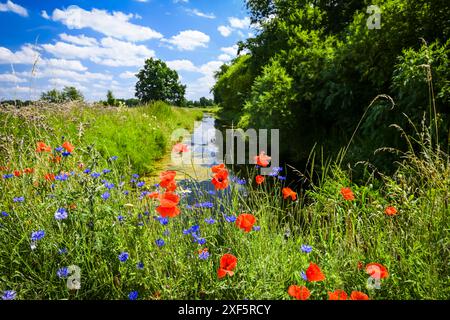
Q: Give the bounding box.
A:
[0,0,254,101]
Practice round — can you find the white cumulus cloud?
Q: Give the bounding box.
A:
[0,0,28,17]
[162,30,210,51]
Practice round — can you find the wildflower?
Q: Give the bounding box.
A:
[136,181,145,188]
[350,291,369,300]
[13,196,24,203]
[340,187,355,201]
[236,213,256,233]
[282,187,297,201]
[156,192,180,218]
[1,211,8,217]
[211,163,225,173]
[137,262,144,270]
[287,285,310,300]
[109,156,118,161]
[3,174,13,179]
[254,151,271,167]
[357,261,364,270]
[104,182,115,190]
[54,208,68,221]
[224,215,236,223]
[55,173,69,181]
[253,226,261,231]
[132,174,140,179]
[204,217,216,224]
[31,230,45,241]
[255,175,265,185]
[24,168,34,174]
[196,237,206,245]
[365,263,389,279]
[156,216,169,226]
[57,267,69,279]
[306,262,325,282]
[212,169,229,190]
[232,177,246,185]
[61,152,71,157]
[101,192,110,200]
[328,290,348,300]
[1,290,16,300]
[103,169,111,174]
[128,291,138,300]
[155,238,165,247]
[159,171,177,190]
[172,143,189,153]
[50,155,62,163]
[117,215,124,222]
[300,271,307,281]
[217,253,237,279]
[118,252,129,262]
[301,245,312,253]
[36,142,51,153]
[385,206,398,216]
[44,173,55,181]
[198,248,209,260]
[195,202,214,209]
[91,172,101,179]
[13,170,22,177]
[163,229,170,236]
[147,191,160,199]
[83,168,91,174]
[62,141,74,153]
[123,190,129,196]
[278,176,286,180]
[183,225,200,235]
[58,248,68,255]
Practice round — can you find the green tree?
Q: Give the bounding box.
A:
[135,58,186,105]
[106,90,116,106]
[61,86,84,102]
[40,89,63,103]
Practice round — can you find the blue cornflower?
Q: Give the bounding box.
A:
[54,208,68,220]
[13,196,24,203]
[109,156,118,161]
[55,146,64,152]
[233,177,246,185]
[199,251,210,260]
[123,190,129,196]
[204,217,216,224]
[57,267,69,279]
[272,167,283,173]
[1,290,16,300]
[253,226,261,231]
[143,211,150,216]
[1,211,8,217]
[153,183,160,188]
[300,271,307,281]
[195,202,214,209]
[101,192,110,200]
[91,172,101,179]
[196,237,206,245]
[224,215,236,223]
[183,225,200,235]
[136,181,145,188]
[102,169,111,174]
[117,215,124,222]
[83,168,91,174]
[31,230,45,241]
[3,174,13,179]
[62,152,71,157]
[155,238,165,247]
[163,229,170,237]
[128,291,138,300]
[136,262,144,270]
[58,248,68,255]
[104,182,115,190]
[118,252,129,262]
[132,174,139,179]
[156,216,169,226]
[301,245,313,253]
[185,204,193,210]
[208,190,216,195]
[278,176,286,181]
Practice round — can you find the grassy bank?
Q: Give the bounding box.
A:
[0,102,203,174]
[0,103,448,300]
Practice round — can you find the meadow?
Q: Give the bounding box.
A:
[0,101,448,300]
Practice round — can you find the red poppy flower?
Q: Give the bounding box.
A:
[255,175,265,185]
[172,143,189,153]
[217,253,237,279]
[254,151,271,167]
[69,203,77,210]
[340,187,355,201]
[236,213,256,233]
[156,192,180,218]
[306,262,325,282]
[44,173,55,181]
[36,142,51,153]
[328,290,347,300]
[159,171,177,189]
[165,180,177,192]
[13,170,22,177]
[385,206,398,216]
[212,169,229,190]
[288,285,310,300]
[62,141,74,153]
[49,155,61,163]
[365,263,389,279]
[350,291,369,300]
[211,163,225,173]
[147,191,159,199]
[23,168,34,174]
[282,187,297,201]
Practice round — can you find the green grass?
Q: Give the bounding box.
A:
[0,103,448,300]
